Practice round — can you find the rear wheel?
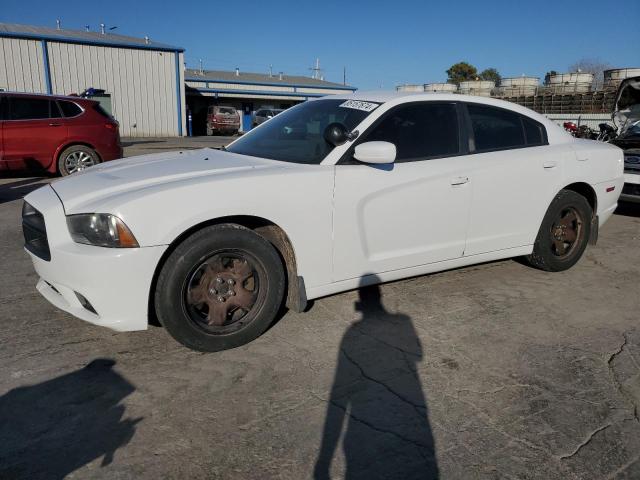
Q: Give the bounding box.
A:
[58,145,100,176]
[155,224,285,352]
[526,189,592,272]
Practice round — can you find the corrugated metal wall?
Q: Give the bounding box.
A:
[47,42,181,137]
[0,37,46,93]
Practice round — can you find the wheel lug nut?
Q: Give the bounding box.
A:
[216,277,224,284]
[227,279,235,285]
[217,296,225,302]
[209,288,217,295]
[229,290,235,296]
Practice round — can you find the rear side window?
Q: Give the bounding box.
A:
[9,97,51,120]
[362,102,460,162]
[93,104,112,119]
[467,104,525,151]
[59,100,83,118]
[522,116,546,146]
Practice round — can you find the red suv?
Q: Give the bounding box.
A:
[0,92,123,176]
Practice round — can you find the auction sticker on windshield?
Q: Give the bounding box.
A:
[339,100,379,112]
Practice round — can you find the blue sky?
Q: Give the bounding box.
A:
[2,0,639,89]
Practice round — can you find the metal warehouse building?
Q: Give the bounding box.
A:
[184,69,356,134]
[0,22,186,137]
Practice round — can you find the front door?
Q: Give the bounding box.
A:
[332,102,472,282]
[2,96,67,171]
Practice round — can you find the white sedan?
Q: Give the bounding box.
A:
[23,92,624,351]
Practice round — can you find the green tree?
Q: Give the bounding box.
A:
[446,62,477,86]
[479,68,501,85]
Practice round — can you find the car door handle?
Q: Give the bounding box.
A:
[543,161,557,169]
[48,123,62,127]
[450,176,469,186]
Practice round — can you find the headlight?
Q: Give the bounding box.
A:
[66,214,139,248]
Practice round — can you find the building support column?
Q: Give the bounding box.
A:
[41,39,52,94]
[174,51,183,136]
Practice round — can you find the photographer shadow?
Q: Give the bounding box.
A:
[315,277,439,479]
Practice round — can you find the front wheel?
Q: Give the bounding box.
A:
[526,189,592,272]
[155,224,285,352]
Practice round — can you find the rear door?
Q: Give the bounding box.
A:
[2,96,68,171]
[461,103,564,255]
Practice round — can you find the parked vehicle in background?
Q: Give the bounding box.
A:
[252,108,285,127]
[23,93,623,352]
[0,92,122,176]
[610,76,640,203]
[206,106,240,136]
[596,123,617,142]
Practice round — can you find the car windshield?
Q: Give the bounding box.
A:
[218,107,236,115]
[226,99,377,164]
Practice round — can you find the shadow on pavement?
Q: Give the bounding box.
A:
[0,178,47,205]
[315,276,439,480]
[0,359,142,480]
[615,202,640,218]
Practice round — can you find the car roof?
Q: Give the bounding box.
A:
[0,91,95,103]
[324,90,564,134]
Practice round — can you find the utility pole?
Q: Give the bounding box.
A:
[343,66,346,86]
[199,59,203,75]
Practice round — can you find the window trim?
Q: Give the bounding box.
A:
[462,102,548,154]
[338,101,469,165]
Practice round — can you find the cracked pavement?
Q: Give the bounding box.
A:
[1,142,639,479]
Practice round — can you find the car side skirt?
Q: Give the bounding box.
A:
[305,245,533,301]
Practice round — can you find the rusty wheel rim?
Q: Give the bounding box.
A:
[550,207,583,259]
[184,252,260,333]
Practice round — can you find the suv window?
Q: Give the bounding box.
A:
[218,107,236,115]
[9,97,52,120]
[361,102,460,162]
[467,104,526,151]
[59,100,83,117]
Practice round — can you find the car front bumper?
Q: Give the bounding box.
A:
[23,185,167,332]
[621,173,640,203]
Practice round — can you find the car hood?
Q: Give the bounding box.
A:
[50,148,283,213]
[613,76,640,134]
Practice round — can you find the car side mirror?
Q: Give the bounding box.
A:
[353,141,396,164]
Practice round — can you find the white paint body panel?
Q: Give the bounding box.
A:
[24,92,625,332]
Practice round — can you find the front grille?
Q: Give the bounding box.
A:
[22,202,51,261]
[622,183,640,197]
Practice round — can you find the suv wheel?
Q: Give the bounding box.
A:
[526,189,593,272]
[155,224,285,352]
[58,145,100,176]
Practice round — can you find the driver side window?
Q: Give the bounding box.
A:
[361,103,460,162]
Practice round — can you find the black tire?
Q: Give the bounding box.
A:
[526,189,592,272]
[155,224,285,352]
[57,145,100,176]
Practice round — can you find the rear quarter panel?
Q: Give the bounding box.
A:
[566,139,625,217]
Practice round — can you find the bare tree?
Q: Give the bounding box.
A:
[569,58,613,90]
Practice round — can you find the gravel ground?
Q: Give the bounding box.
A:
[1,139,639,479]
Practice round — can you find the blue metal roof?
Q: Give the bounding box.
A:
[0,22,184,52]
